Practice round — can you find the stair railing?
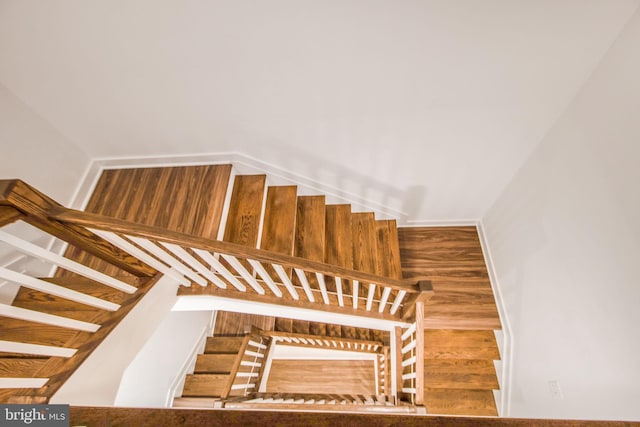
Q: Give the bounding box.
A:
[395,296,428,408]
[50,204,423,320]
[0,179,160,403]
[220,328,270,398]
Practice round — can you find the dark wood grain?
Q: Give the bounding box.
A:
[68,406,640,427]
[398,226,500,329]
[0,179,155,277]
[266,360,375,395]
[424,330,500,360]
[0,358,47,377]
[224,174,265,247]
[213,312,274,337]
[0,205,23,227]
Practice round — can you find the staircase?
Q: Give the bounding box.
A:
[0,164,502,416]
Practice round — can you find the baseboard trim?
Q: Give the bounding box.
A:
[476,221,513,417]
[70,152,486,226]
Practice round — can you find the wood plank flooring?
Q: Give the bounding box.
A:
[57,164,231,277]
[398,226,500,330]
[265,360,375,395]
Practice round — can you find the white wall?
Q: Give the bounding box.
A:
[51,275,181,406]
[482,9,640,421]
[0,83,90,299]
[114,310,213,408]
[0,82,89,205]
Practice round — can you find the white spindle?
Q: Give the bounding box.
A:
[192,249,246,292]
[127,236,207,286]
[0,378,48,389]
[219,254,265,295]
[402,355,417,367]
[90,229,189,286]
[352,280,359,309]
[0,340,76,358]
[248,260,283,297]
[401,323,417,341]
[273,264,299,300]
[0,268,119,311]
[160,243,227,289]
[389,290,406,315]
[378,287,391,313]
[401,340,416,354]
[366,283,376,311]
[294,268,315,302]
[315,273,330,304]
[0,304,99,332]
[335,277,344,307]
[0,230,136,294]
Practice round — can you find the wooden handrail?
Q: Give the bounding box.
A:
[262,330,385,352]
[50,208,420,294]
[0,179,155,277]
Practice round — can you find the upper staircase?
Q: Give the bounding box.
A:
[0,164,502,416]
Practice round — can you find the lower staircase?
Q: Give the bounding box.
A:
[423,329,500,416]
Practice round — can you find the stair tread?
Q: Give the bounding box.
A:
[375,220,403,280]
[423,359,499,390]
[223,175,266,248]
[260,186,297,255]
[194,354,237,373]
[325,205,353,305]
[293,196,326,301]
[11,289,107,323]
[424,330,500,360]
[423,388,498,416]
[294,196,326,262]
[0,317,77,348]
[0,357,49,377]
[204,336,246,354]
[182,374,229,397]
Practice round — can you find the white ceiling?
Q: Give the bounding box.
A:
[1,1,638,222]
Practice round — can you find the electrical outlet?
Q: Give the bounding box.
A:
[549,380,564,400]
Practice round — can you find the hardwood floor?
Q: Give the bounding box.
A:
[398,226,500,330]
[57,164,231,277]
[266,360,375,395]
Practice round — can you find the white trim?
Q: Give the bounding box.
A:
[476,221,513,417]
[172,295,410,331]
[166,321,211,405]
[0,230,137,294]
[0,340,76,358]
[0,303,100,332]
[0,267,119,311]
[403,218,480,227]
[0,378,49,389]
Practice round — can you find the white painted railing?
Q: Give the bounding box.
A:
[400,322,419,402]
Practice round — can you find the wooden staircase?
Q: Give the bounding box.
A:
[1,165,503,416]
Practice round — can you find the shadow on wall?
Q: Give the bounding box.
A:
[235,138,428,224]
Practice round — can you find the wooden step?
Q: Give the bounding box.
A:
[351,212,378,307]
[325,205,353,305]
[260,186,297,255]
[182,374,229,397]
[424,359,499,390]
[59,164,232,277]
[0,357,48,377]
[375,220,402,280]
[308,322,326,336]
[294,196,326,262]
[292,320,309,335]
[0,317,77,347]
[423,388,498,416]
[204,336,245,354]
[424,330,500,360]
[194,354,237,374]
[212,312,274,336]
[275,318,293,333]
[11,289,109,324]
[223,174,266,248]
